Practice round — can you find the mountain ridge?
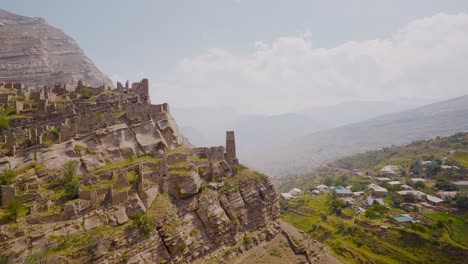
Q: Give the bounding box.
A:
[245,94,468,176]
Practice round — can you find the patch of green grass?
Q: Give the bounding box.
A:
[282,194,468,264]
[424,212,468,247]
[453,150,468,167]
[92,156,161,173]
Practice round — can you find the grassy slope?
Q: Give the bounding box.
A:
[278,133,468,263]
[281,194,468,264]
[275,132,468,192]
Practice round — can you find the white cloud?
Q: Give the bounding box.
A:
[155,13,468,115]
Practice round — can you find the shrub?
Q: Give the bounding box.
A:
[435,177,457,191]
[131,212,155,236]
[320,211,328,221]
[330,199,346,215]
[0,170,16,185]
[0,115,9,132]
[64,179,80,199]
[365,204,388,219]
[455,194,468,209]
[50,128,60,139]
[243,235,253,245]
[80,87,94,99]
[5,199,28,222]
[197,167,205,175]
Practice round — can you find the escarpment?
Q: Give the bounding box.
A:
[0,78,281,263]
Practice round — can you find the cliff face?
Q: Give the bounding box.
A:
[0,77,280,263]
[0,9,284,262]
[0,9,113,88]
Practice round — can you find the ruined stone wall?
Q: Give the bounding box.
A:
[0,185,16,208]
[111,190,129,206]
[79,189,97,201]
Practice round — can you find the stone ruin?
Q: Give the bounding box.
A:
[226,131,239,166]
[0,78,165,156]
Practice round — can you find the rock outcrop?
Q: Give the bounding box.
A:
[0,9,113,88]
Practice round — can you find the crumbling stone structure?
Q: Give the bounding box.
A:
[226,131,239,165]
[0,185,16,208]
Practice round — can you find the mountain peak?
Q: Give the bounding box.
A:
[0,9,112,88]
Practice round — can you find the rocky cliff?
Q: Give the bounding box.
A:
[0,9,113,88]
[0,77,284,263]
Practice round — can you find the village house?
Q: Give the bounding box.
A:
[368,184,388,198]
[410,178,427,183]
[397,190,427,201]
[374,177,390,182]
[426,195,444,206]
[316,184,329,193]
[353,191,365,196]
[401,184,413,190]
[388,181,402,186]
[365,197,385,207]
[379,165,400,177]
[333,185,353,198]
[281,187,302,200]
[280,193,294,200]
[289,188,302,197]
[441,165,460,170]
[452,181,468,188]
[390,215,414,226]
[420,160,438,166]
[436,191,457,200]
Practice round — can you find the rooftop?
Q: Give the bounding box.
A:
[427,195,444,204]
[391,215,414,223]
[334,185,352,194]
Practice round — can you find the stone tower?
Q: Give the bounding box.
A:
[226,131,239,165]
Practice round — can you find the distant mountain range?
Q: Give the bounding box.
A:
[174,99,434,155]
[243,95,468,176]
[0,9,112,88]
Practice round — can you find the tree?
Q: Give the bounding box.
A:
[330,199,345,215]
[323,176,333,186]
[63,160,79,182]
[455,195,468,209]
[414,181,426,190]
[0,170,16,185]
[5,200,28,222]
[435,177,457,191]
[404,193,417,203]
[435,220,445,230]
[0,115,9,133]
[63,160,80,199]
[390,195,403,208]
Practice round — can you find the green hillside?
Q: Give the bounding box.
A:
[275,132,468,192]
[277,132,468,263]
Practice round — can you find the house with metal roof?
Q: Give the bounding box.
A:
[427,195,444,205]
[391,214,414,225]
[333,185,353,198]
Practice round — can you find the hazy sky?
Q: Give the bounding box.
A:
[2,0,468,114]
